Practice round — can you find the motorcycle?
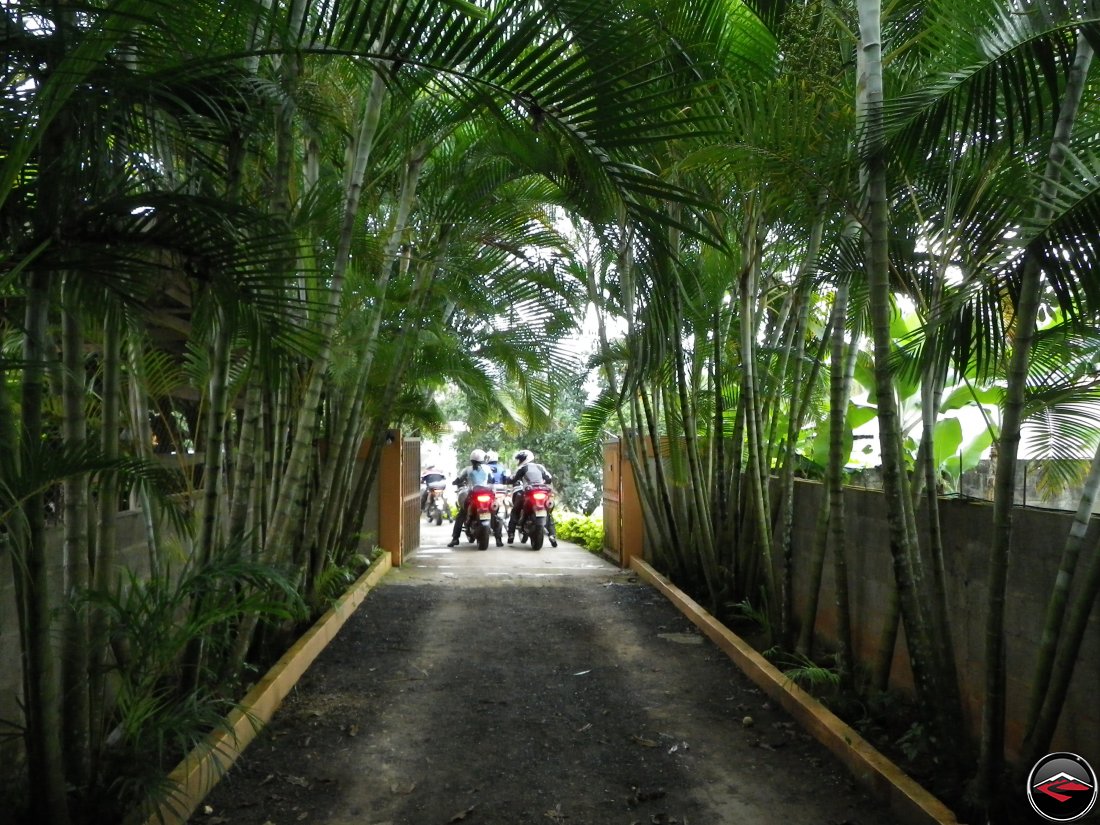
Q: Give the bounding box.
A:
[515,483,554,550]
[460,485,501,550]
[424,480,449,525]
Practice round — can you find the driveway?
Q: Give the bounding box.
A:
[192,521,895,824]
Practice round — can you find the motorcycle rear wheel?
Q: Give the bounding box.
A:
[475,523,491,551]
[529,523,545,551]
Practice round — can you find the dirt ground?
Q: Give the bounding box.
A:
[191,522,898,825]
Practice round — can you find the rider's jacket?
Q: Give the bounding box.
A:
[454,463,490,488]
[513,462,552,487]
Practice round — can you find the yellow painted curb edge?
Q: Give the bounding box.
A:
[143,551,393,825]
[630,557,964,825]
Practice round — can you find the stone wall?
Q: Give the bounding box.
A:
[787,478,1100,759]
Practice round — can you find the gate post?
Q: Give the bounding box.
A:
[378,432,404,566]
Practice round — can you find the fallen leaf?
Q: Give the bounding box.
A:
[390,781,417,795]
[631,734,658,748]
[449,805,477,822]
[657,632,703,646]
[285,774,310,788]
[347,724,359,736]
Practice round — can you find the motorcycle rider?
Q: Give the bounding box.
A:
[507,449,558,547]
[420,465,447,513]
[484,448,512,523]
[448,449,503,547]
[485,450,508,484]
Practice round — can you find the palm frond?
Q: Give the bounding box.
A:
[885,0,1093,160]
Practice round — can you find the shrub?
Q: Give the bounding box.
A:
[554,513,604,552]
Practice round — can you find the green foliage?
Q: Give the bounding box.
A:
[897,721,933,763]
[553,512,604,552]
[312,552,373,608]
[85,551,305,821]
[764,648,841,692]
[726,597,772,639]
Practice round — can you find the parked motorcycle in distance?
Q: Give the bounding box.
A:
[424,480,449,525]
[462,485,500,550]
[515,483,553,550]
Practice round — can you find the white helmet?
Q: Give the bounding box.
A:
[514,449,532,465]
[470,448,486,463]
[486,450,499,462]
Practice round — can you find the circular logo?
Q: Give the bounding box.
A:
[1027,752,1098,822]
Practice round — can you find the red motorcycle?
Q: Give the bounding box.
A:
[515,484,554,550]
[462,485,501,550]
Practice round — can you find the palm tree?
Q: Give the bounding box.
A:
[876,1,1100,805]
[3,2,763,819]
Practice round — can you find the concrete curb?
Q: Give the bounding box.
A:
[142,551,393,825]
[630,557,963,825]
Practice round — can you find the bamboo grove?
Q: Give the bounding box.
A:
[2,1,1100,823]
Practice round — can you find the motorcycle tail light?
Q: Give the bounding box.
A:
[531,491,548,505]
[474,492,493,506]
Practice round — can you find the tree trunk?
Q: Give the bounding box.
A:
[306,147,426,560]
[826,283,856,688]
[857,0,941,717]
[126,332,161,575]
[264,62,388,567]
[21,269,71,825]
[228,373,263,548]
[89,310,122,769]
[1023,439,1100,745]
[60,276,90,789]
[1018,507,1100,771]
[976,34,1093,801]
[738,210,775,624]
[197,307,233,565]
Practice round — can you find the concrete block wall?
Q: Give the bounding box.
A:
[0,509,161,773]
[788,479,1100,759]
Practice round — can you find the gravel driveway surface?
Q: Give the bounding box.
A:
[191,522,895,825]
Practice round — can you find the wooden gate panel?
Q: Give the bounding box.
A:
[401,437,421,562]
[603,441,622,562]
[603,438,644,568]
